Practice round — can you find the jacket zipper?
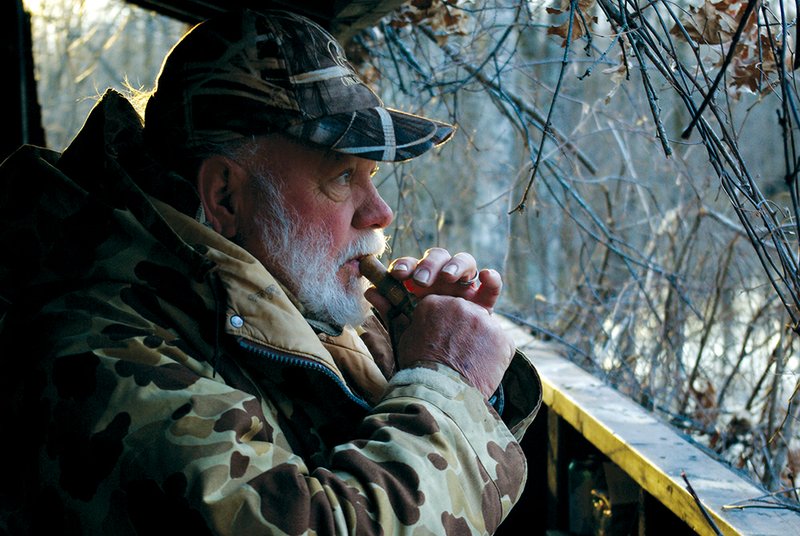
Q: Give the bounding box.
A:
[236,338,372,411]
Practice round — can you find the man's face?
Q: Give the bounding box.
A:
[237,135,393,326]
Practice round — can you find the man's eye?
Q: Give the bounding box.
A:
[334,170,353,185]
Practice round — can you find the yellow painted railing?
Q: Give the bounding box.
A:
[497,317,800,536]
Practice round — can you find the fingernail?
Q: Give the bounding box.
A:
[442,263,457,275]
[414,268,431,284]
[393,262,408,272]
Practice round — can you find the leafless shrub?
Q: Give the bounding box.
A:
[354,0,800,497]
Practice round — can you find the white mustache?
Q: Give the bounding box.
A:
[336,230,388,267]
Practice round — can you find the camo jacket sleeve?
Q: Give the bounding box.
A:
[20,320,536,536]
[139,360,526,535]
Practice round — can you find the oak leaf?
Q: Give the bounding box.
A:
[546,0,599,46]
[391,0,468,39]
[729,34,785,94]
[670,1,739,45]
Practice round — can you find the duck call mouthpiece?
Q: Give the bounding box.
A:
[359,254,417,318]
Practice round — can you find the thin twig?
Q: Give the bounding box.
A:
[510,0,579,214]
[681,471,725,536]
[723,486,800,512]
[416,25,598,175]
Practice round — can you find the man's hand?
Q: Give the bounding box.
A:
[396,295,514,399]
[364,248,514,399]
[387,247,502,310]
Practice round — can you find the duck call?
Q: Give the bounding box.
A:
[359,254,417,318]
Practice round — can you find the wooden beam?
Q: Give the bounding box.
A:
[122,0,406,39]
[3,0,45,161]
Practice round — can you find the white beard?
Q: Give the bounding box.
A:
[250,171,387,327]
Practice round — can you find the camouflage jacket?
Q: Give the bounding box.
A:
[0,91,541,535]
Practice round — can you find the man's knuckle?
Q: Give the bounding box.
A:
[455,251,476,263]
[424,247,448,258]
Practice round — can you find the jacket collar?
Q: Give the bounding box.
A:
[154,198,391,404]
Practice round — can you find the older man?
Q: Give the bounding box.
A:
[0,8,540,535]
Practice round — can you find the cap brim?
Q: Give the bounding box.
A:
[285,107,455,162]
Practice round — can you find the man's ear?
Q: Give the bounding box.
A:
[196,156,248,238]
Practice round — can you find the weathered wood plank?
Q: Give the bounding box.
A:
[500,317,800,536]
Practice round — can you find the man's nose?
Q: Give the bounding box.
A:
[353,182,393,229]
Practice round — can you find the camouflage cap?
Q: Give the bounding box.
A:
[144,9,455,162]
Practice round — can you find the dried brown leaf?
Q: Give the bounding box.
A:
[671,2,739,45]
[670,0,760,47]
[546,0,599,47]
[729,34,787,94]
[390,0,468,40]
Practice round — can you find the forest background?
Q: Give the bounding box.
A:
[23,0,800,504]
